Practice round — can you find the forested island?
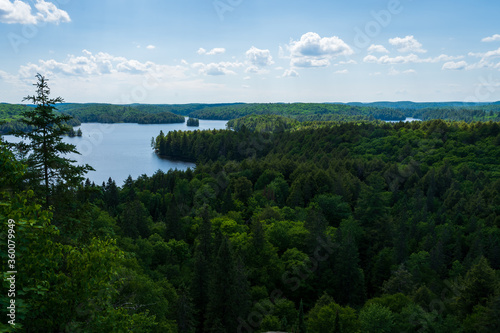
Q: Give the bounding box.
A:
[2,76,500,332]
[187,118,200,127]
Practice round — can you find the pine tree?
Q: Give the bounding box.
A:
[14,73,92,205]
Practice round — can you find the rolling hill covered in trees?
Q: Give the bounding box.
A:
[3,101,500,135]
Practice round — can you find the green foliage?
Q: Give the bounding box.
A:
[57,103,186,124]
[187,117,200,126]
[358,303,395,333]
[227,114,300,132]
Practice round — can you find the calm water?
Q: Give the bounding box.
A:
[4,119,227,186]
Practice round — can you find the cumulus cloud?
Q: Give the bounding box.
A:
[367,44,389,54]
[442,61,468,70]
[192,61,242,76]
[246,46,274,67]
[389,35,426,53]
[146,45,156,50]
[282,69,299,77]
[18,50,187,79]
[0,0,70,25]
[197,47,226,55]
[288,32,353,68]
[482,34,500,42]
[335,69,348,74]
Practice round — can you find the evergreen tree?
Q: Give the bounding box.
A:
[334,219,366,306]
[177,284,197,333]
[205,235,250,332]
[191,208,213,333]
[14,73,92,205]
[298,299,307,333]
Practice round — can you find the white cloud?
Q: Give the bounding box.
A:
[363,53,422,64]
[207,47,226,55]
[18,50,187,79]
[288,32,353,68]
[337,60,357,65]
[388,67,416,75]
[335,69,348,74]
[482,34,500,42]
[291,57,330,68]
[0,0,70,25]
[34,0,70,24]
[283,69,299,77]
[197,47,226,55]
[467,47,500,69]
[246,46,274,67]
[245,66,270,75]
[431,54,464,63]
[192,61,242,76]
[363,53,462,65]
[146,45,156,50]
[367,44,389,54]
[389,35,426,53]
[442,61,467,70]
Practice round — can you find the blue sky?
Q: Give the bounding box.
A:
[1,0,500,104]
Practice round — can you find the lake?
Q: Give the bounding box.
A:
[3,119,228,186]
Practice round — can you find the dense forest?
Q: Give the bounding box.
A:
[56,104,185,124]
[3,110,500,331]
[186,103,407,122]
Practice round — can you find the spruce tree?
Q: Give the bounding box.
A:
[205,235,250,332]
[14,73,92,205]
[191,207,213,332]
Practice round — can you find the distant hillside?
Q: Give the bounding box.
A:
[186,103,406,121]
[2,101,500,136]
[345,101,499,109]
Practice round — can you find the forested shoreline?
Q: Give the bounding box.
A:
[3,101,500,135]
